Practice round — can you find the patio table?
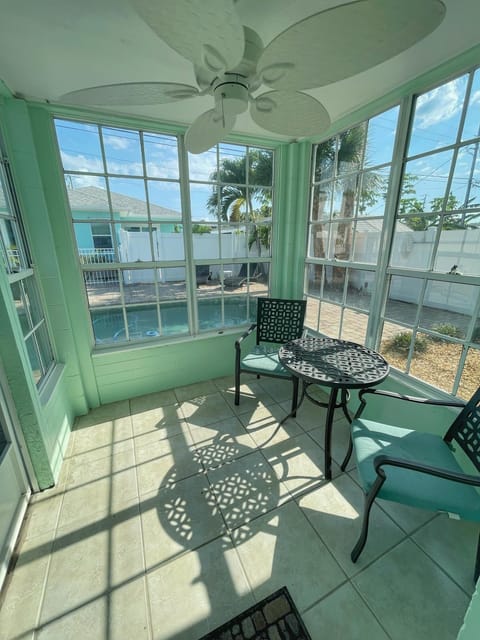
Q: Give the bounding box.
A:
[279,336,389,480]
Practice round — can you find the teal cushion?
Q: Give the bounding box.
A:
[241,348,291,377]
[353,419,480,521]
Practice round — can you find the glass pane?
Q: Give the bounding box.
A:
[193,225,219,259]
[124,306,159,340]
[248,148,273,186]
[108,177,148,221]
[358,168,389,216]
[75,223,117,263]
[10,281,29,334]
[247,222,271,259]
[311,184,332,221]
[188,148,217,181]
[219,144,246,183]
[34,322,54,377]
[390,222,432,270]
[220,224,247,259]
[384,276,422,325]
[318,301,341,338]
[306,263,324,297]
[22,277,44,327]
[84,270,121,307]
[364,106,399,167]
[341,308,367,344]
[458,348,480,400]
[338,125,366,175]
[219,184,246,222]
[305,295,320,333]
[353,218,382,264]
[462,69,480,141]
[419,281,476,334]
[330,221,353,260]
[449,144,480,210]
[116,224,153,262]
[309,224,327,259]
[66,176,110,220]
[161,301,188,336]
[157,267,186,301]
[147,181,182,220]
[190,184,218,222]
[324,265,346,303]
[332,178,359,218]
[401,151,454,215]
[198,297,222,331]
[250,263,269,297]
[408,75,468,156]
[54,120,103,173]
[0,218,27,273]
[144,132,179,179]
[102,127,142,176]
[379,320,410,372]
[345,269,375,311]
[91,309,125,345]
[25,334,42,383]
[123,269,157,304]
[434,216,480,276]
[409,334,462,394]
[224,295,249,328]
[314,140,336,183]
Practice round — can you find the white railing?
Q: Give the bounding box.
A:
[78,248,115,264]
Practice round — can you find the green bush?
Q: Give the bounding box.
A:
[430,322,463,341]
[387,331,428,354]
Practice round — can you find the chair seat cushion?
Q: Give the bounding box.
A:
[353,419,480,520]
[241,348,291,377]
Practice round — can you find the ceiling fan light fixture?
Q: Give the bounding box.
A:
[214,80,249,116]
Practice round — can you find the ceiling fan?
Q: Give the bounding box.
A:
[60,0,446,154]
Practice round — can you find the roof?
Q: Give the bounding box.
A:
[67,186,181,220]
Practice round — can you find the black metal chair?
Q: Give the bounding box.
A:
[234,297,306,413]
[344,386,480,582]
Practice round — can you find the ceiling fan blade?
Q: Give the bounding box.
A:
[257,0,446,90]
[250,91,330,137]
[132,0,245,74]
[185,109,235,154]
[60,82,200,106]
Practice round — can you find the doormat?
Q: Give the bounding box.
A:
[197,586,312,640]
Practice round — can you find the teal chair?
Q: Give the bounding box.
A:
[234,297,306,413]
[345,387,480,582]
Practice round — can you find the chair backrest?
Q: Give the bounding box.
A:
[256,297,306,345]
[444,386,480,472]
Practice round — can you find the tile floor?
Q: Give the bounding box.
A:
[0,375,478,640]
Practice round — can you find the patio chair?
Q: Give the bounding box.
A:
[224,263,261,289]
[346,386,480,582]
[234,297,307,414]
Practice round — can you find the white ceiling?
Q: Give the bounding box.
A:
[0,0,479,143]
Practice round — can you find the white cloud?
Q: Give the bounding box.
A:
[103,134,132,150]
[415,79,464,129]
[61,151,104,174]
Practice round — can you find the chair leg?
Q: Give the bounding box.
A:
[351,475,385,563]
[341,436,353,471]
[474,530,480,584]
[234,368,241,406]
[291,377,299,417]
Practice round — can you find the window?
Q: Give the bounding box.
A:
[0,134,55,386]
[306,106,400,343]
[306,67,480,399]
[54,119,273,345]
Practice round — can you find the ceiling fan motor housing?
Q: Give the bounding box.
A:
[214,79,249,115]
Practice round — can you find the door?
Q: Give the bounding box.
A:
[0,370,31,590]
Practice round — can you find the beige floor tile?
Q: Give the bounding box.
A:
[188,415,257,457]
[70,414,133,461]
[263,432,340,499]
[0,533,53,640]
[147,536,254,640]
[130,389,177,412]
[308,415,354,470]
[207,450,290,530]
[353,539,471,640]
[412,514,479,594]
[180,391,235,428]
[131,402,189,450]
[135,432,203,495]
[174,380,218,402]
[257,376,295,403]
[222,380,276,415]
[141,474,225,570]
[303,582,389,639]
[242,406,303,448]
[23,490,63,540]
[298,474,405,575]
[37,596,107,640]
[233,501,346,612]
[237,399,289,429]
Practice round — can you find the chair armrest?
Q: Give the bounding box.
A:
[374,454,480,487]
[235,323,257,353]
[355,388,465,419]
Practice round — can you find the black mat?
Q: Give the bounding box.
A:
[198,586,312,640]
